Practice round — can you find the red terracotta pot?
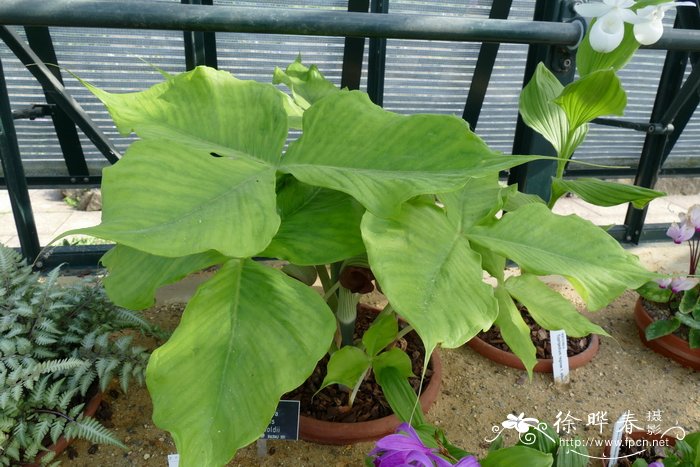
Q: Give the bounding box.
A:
[25,391,104,467]
[299,349,442,445]
[467,334,599,372]
[634,297,700,370]
[600,431,676,466]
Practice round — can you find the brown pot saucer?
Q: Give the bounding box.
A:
[298,349,442,445]
[466,333,600,373]
[634,297,700,370]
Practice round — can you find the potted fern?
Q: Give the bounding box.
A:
[0,244,159,465]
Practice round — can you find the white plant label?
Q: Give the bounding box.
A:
[550,330,570,384]
[167,453,179,467]
[608,413,627,467]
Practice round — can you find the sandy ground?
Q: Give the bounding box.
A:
[55,272,699,467]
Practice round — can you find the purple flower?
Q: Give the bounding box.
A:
[648,462,664,467]
[670,277,698,293]
[369,423,477,467]
[666,221,695,244]
[689,204,700,232]
[655,277,672,289]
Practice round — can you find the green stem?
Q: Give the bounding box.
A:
[396,324,414,341]
[336,286,359,347]
[315,265,332,293]
[348,367,370,407]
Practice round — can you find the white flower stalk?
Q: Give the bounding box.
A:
[634,2,695,45]
[575,0,638,52]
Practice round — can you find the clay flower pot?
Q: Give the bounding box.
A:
[466,334,599,373]
[299,350,442,445]
[634,297,700,370]
[25,391,104,467]
[600,431,676,466]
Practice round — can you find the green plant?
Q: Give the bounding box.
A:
[61,46,660,464]
[0,244,158,465]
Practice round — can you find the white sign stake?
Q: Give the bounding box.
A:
[550,330,570,384]
[608,412,627,467]
[167,453,180,467]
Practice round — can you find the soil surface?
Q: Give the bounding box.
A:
[60,278,700,467]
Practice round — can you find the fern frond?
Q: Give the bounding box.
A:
[64,416,126,449]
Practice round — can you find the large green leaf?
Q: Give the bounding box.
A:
[374,366,426,426]
[439,174,503,231]
[505,274,609,338]
[65,139,279,258]
[494,285,537,376]
[519,63,588,160]
[101,245,227,310]
[84,66,288,166]
[282,90,542,217]
[318,346,371,391]
[362,312,398,358]
[482,446,553,467]
[261,177,365,265]
[467,204,656,311]
[554,69,627,132]
[362,201,498,357]
[551,178,665,209]
[146,259,335,466]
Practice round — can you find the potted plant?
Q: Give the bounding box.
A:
[465,0,688,372]
[635,205,700,369]
[0,243,158,465]
[60,30,661,464]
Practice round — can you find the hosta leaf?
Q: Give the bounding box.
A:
[493,285,537,377]
[519,63,588,159]
[505,274,609,338]
[64,139,279,258]
[283,90,541,217]
[374,366,426,426]
[551,178,665,209]
[101,245,227,310]
[261,177,365,265]
[362,201,497,358]
[467,204,656,311]
[554,69,627,132]
[146,259,335,466]
[318,346,371,391]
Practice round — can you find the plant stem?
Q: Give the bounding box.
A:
[315,265,332,293]
[336,286,359,347]
[396,324,414,341]
[348,367,370,407]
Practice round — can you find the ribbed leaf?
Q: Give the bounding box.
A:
[146,259,335,466]
[505,274,609,338]
[576,23,640,76]
[551,178,665,209]
[374,366,426,426]
[519,63,588,159]
[362,201,497,357]
[554,69,627,132]
[272,57,339,109]
[283,91,540,217]
[493,285,537,376]
[467,204,656,311]
[101,245,227,310]
[261,177,365,265]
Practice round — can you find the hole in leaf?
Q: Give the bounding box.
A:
[210,152,223,158]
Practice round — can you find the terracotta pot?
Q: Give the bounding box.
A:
[299,349,442,445]
[634,297,700,370]
[600,431,676,466]
[25,390,104,466]
[466,334,600,372]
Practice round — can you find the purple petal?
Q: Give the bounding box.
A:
[374,433,427,452]
[689,205,700,231]
[648,462,664,467]
[670,277,698,293]
[373,450,412,467]
[655,277,672,289]
[666,222,695,243]
[454,456,481,467]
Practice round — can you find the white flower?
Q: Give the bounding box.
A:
[575,0,638,52]
[634,2,696,45]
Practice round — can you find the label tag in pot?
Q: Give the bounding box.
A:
[550,330,570,384]
[608,412,627,467]
[260,399,300,441]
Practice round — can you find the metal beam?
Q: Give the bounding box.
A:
[182,0,217,70]
[366,0,388,106]
[24,26,90,177]
[0,26,120,164]
[340,0,369,90]
[0,1,585,46]
[0,175,102,188]
[462,0,513,130]
[0,56,41,262]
